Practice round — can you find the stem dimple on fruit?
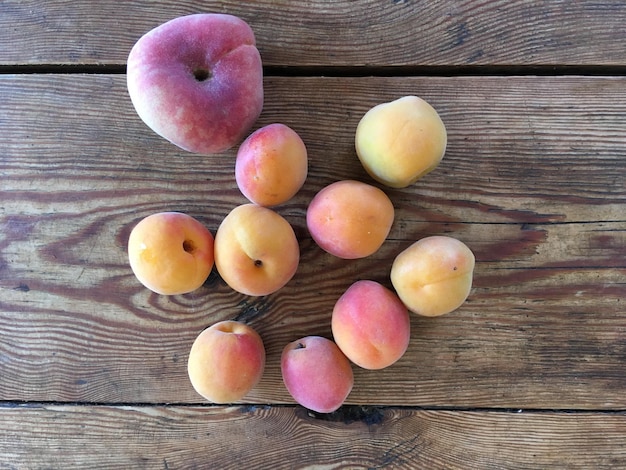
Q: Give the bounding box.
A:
[183,239,196,254]
[192,67,211,82]
[254,259,263,268]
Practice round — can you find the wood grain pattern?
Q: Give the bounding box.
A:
[1,75,624,223]
[1,404,625,469]
[1,74,624,408]
[2,2,626,467]
[1,0,626,67]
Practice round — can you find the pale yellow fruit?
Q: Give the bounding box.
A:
[355,95,447,188]
[391,236,474,317]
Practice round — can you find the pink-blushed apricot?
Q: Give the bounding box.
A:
[391,236,475,317]
[306,180,394,259]
[355,95,447,188]
[281,336,353,413]
[332,280,410,370]
[214,204,299,296]
[127,14,263,154]
[128,212,214,295]
[187,321,265,403]
[236,123,308,207]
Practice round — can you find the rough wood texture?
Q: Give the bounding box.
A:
[2,405,625,469]
[1,75,624,408]
[1,1,626,467]
[1,0,626,67]
[2,75,625,223]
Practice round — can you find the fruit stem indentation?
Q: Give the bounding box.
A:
[193,67,211,82]
[183,239,196,253]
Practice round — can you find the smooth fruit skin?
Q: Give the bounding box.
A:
[236,123,308,207]
[331,280,410,370]
[355,95,447,188]
[281,336,354,413]
[187,321,265,403]
[128,212,214,295]
[214,204,300,296]
[391,236,475,317]
[306,180,394,259]
[127,14,264,154]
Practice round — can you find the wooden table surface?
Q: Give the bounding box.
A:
[1,1,625,468]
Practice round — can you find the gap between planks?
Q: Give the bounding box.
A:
[3,64,626,77]
[2,402,625,416]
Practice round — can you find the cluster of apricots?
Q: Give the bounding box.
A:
[126,14,475,413]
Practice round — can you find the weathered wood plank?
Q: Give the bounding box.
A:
[1,404,625,469]
[0,215,623,408]
[0,252,623,407]
[1,0,626,67]
[1,75,624,224]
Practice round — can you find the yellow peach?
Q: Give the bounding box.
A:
[214,204,299,296]
[390,236,475,317]
[187,320,265,403]
[331,280,410,370]
[355,95,447,188]
[236,123,308,207]
[306,180,394,259]
[127,212,214,295]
